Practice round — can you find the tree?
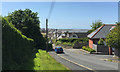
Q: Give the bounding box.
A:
[6,9,46,49]
[106,22,120,57]
[88,20,103,34]
[98,38,104,45]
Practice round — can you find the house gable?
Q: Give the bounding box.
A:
[87,24,116,39]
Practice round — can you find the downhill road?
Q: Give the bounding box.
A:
[49,48,119,72]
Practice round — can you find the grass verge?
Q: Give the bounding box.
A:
[34,49,69,70]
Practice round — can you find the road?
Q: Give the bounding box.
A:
[49,47,119,72]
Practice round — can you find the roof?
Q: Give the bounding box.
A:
[54,29,89,33]
[87,24,116,39]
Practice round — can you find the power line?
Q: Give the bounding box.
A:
[46,0,55,52]
[48,0,55,19]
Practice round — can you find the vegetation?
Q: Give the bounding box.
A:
[55,37,89,46]
[2,17,36,70]
[6,9,46,49]
[106,22,120,56]
[2,9,66,71]
[55,41,62,45]
[82,46,96,52]
[62,42,73,46]
[34,49,68,70]
[98,38,104,45]
[48,43,53,51]
[88,20,103,34]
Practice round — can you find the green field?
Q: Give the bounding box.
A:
[34,49,69,70]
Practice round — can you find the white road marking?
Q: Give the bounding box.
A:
[57,54,96,72]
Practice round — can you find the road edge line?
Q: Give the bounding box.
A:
[57,54,96,72]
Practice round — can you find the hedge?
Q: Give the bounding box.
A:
[59,37,88,43]
[82,46,96,52]
[2,18,36,70]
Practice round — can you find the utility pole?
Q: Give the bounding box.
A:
[46,18,48,52]
[56,29,57,42]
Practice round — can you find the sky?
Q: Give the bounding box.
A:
[2,2,118,29]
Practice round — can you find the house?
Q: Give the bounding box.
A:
[53,29,89,39]
[87,24,116,55]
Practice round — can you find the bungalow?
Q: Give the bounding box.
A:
[53,29,89,39]
[87,24,116,55]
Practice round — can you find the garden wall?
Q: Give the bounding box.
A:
[73,42,88,49]
[93,44,109,55]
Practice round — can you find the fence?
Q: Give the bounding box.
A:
[73,42,88,49]
[93,44,109,55]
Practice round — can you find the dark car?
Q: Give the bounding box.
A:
[55,47,63,53]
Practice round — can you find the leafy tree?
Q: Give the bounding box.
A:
[88,20,103,34]
[106,22,120,56]
[6,9,46,49]
[98,38,104,45]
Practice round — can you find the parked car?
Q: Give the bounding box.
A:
[55,47,63,53]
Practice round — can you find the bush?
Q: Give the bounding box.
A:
[59,37,88,43]
[55,41,62,45]
[82,37,89,43]
[48,43,53,51]
[56,37,88,46]
[98,38,104,45]
[2,18,36,70]
[62,42,73,46]
[59,38,77,43]
[82,46,96,52]
[72,40,79,46]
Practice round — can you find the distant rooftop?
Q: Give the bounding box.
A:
[56,29,89,33]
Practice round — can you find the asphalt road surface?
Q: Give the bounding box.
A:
[49,48,119,72]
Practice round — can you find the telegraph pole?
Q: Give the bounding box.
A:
[56,29,57,42]
[46,18,48,52]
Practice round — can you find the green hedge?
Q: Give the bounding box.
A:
[59,38,78,43]
[55,41,62,45]
[2,18,36,70]
[56,38,88,46]
[62,42,73,46]
[59,37,88,43]
[82,46,96,52]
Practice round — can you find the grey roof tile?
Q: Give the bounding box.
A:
[87,24,116,39]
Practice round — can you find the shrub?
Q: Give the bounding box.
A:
[82,37,89,43]
[59,38,77,43]
[62,42,73,46]
[82,46,96,52]
[48,43,53,51]
[98,38,104,45]
[2,18,36,70]
[55,41,62,45]
[72,40,79,46]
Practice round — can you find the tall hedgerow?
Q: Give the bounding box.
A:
[2,18,36,70]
